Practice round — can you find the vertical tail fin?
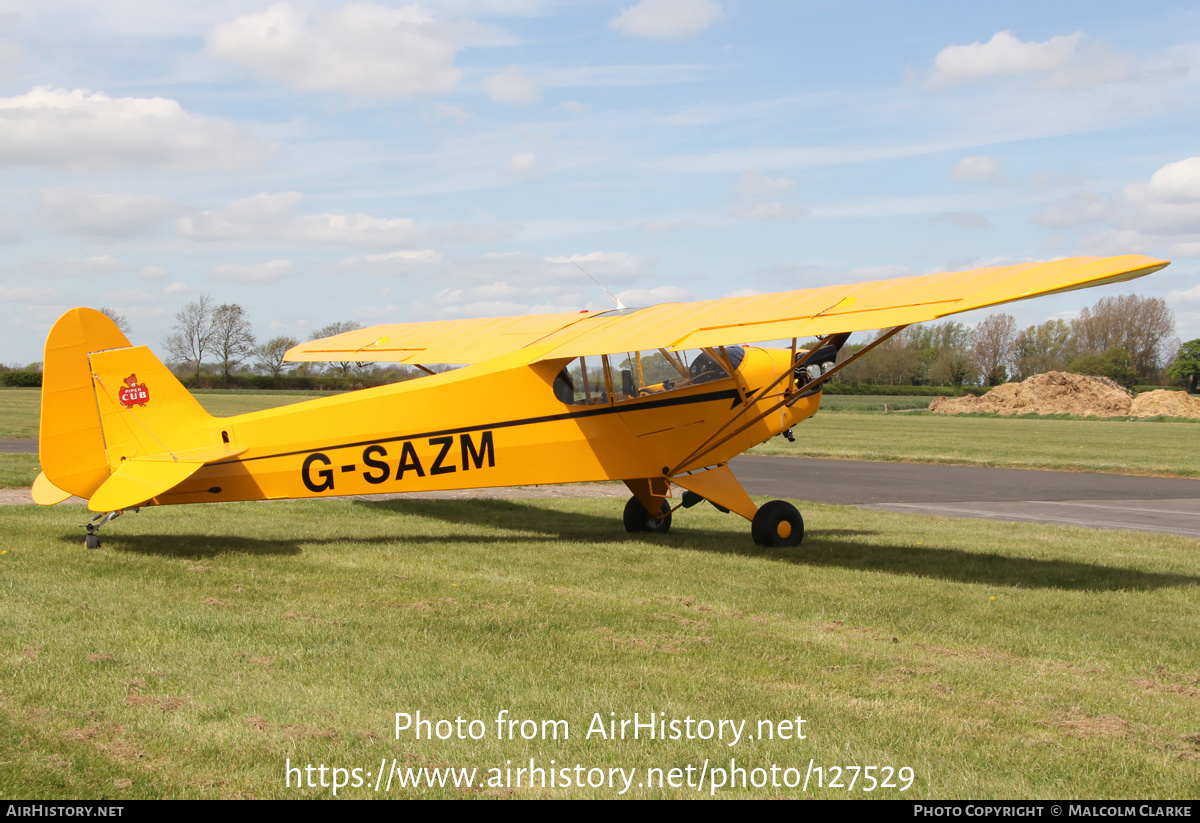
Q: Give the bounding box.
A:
[40,308,133,499]
[39,308,218,503]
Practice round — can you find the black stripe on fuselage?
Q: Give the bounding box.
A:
[214,386,745,466]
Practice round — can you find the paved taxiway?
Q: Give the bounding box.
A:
[5,439,1199,537]
[733,455,1200,538]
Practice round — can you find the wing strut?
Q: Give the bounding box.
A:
[671,326,909,473]
[670,334,842,473]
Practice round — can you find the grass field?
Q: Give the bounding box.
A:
[1,497,1197,799]
[752,414,1200,477]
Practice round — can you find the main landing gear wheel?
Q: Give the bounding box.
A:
[752,500,804,548]
[623,496,672,534]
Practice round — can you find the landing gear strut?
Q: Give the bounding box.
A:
[623,496,672,534]
[751,500,804,548]
[81,508,137,549]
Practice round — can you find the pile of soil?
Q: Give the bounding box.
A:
[930,372,1134,417]
[1129,389,1200,419]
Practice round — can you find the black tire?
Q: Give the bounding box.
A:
[751,500,803,547]
[623,496,672,534]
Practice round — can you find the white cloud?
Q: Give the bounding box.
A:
[0,214,21,244]
[638,219,700,232]
[0,285,58,301]
[730,201,807,220]
[177,192,421,246]
[483,65,542,105]
[546,250,656,282]
[735,172,795,197]
[932,212,991,229]
[1138,156,1200,202]
[341,249,443,276]
[925,30,1138,91]
[37,188,185,241]
[1036,157,1200,256]
[208,2,485,101]
[730,172,807,220]
[951,155,1003,182]
[209,260,295,284]
[430,101,471,121]
[1031,190,1108,229]
[31,254,165,280]
[611,0,722,40]
[0,86,270,171]
[0,38,24,76]
[615,285,691,305]
[505,151,549,177]
[1032,155,1200,259]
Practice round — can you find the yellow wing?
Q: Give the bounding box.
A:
[284,312,591,365]
[286,255,1167,366]
[533,255,1168,359]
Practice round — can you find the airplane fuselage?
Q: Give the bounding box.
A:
[153,345,819,507]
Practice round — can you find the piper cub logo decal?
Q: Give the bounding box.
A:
[301,431,495,493]
[118,373,149,408]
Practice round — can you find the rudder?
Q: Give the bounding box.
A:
[39,308,218,503]
[40,309,132,499]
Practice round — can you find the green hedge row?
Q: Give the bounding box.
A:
[176,373,414,392]
[0,371,42,387]
[821,383,983,397]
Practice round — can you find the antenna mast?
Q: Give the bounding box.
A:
[571,257,626,310]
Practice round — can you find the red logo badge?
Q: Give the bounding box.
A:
[118,373,149,408]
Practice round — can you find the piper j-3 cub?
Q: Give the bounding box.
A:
[34,255,1168,548]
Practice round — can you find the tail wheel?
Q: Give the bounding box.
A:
[752,500,804,547]
[623,496,672,534]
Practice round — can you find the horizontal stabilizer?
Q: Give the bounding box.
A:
[88,459,206,513]
[32,472,73,506]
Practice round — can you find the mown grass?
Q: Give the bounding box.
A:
[755,414,1200,478]
[0,497,1197,799]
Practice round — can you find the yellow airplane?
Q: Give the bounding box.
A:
[34,255,1168,548]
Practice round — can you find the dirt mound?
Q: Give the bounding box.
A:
[929,372,1133,417]
[1129,390,1200,419]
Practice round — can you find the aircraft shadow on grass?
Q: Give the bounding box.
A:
[53,497,1199,591]
[357,498,1200,592]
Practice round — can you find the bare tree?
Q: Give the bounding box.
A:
[212,303,256,381]
[837,328,923,385]
[97,307,131,335]
[310,321,363,377]
[1012,319,1076,379]
[1070,295,1175,380]
[971,313,1016,386]
[928,347,978,387]
[165,294,217,381]
[255,336,299,377]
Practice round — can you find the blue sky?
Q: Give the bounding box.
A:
[2,0,1199,365]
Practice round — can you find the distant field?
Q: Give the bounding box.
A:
[755,413,1200,478]
[1,497,1196,798]
[817,394,933,412]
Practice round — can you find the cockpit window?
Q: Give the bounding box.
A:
[609,347,742,402]
[554,356,608,405]
[552,347,744,406]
